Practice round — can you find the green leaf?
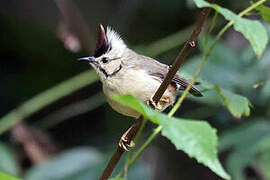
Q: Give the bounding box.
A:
[0,142,20,176]
[113,95,230,180]
[25,148,104,180]
[256,4,270,24]
[214,86,251,118]
[159,118,230,180]
[193,0,268,57]
[0,172,20,180]
[181,53,252,118]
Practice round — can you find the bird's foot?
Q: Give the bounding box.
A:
[147,98,162,111]
[147,96,170,111]
[118,127,135,151]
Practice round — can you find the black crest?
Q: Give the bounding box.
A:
[94,24,111,57]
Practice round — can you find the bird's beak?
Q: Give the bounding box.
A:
[78,56,95,63]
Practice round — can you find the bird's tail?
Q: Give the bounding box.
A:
[173,77,203,97]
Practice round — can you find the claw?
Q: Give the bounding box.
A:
[147,98,162,111]
[118,128,135,151]
[119,136,135,151]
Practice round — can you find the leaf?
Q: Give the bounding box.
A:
[256,4,270,24]
[25,148,104,180]
[181,54,252,118]
[0,142,20,176]
[113,95,230,179]
[181,68,252,118]
[0,172,20,180]
[159,118,230,180]
[214,86,251,118]
[193,0,269,57]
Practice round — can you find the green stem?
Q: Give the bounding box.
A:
[205,10,219,48]
[0,70,98,134]
[135,25,195,57]
[128,126,162,165]
[120,0,266,176]
[116,126,162,178]
[124,117,147,177]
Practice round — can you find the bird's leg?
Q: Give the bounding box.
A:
[147,96,170,111]
[147,98,162,111]
[118,116,143,151]
[118,127,135,151]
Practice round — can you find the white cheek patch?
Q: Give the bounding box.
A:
[105,60,122,75]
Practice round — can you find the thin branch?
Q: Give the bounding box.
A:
[100,116,143,180]
[100,3,213,180]
[11,123,58,165]
[152,5,212,104]
[55,0,95,52]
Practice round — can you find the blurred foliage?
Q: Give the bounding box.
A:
[24,147,149,180]
[219,121,270,180]
[0,70,98,134]
[0,172,20,180]
[256,4,270,24]
[0,0,270,180]
[0,142,20,176]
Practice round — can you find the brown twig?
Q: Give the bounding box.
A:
[12,123,58,165]
[100,117,143,180]
[100,3,213,180]
[55,0,94,52]
[152,6,211,103]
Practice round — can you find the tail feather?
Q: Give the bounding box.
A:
[188,85,203,97]
[172,77,203,97]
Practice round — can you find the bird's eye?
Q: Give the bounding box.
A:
[101,57,109,63]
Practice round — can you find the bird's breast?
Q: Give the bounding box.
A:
[101,68,177,117]
[103,68,160,100]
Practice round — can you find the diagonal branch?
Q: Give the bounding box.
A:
[100,2,213,180]
[152,6,211,103]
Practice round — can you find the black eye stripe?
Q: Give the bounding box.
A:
[101,57,121,64]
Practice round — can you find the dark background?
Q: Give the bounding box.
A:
[0,0,270,180]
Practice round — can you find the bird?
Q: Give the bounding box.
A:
[79,24,202,150]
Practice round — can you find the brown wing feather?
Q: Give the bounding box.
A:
[125,49,202,97]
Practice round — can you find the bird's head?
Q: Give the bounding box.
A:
[79,24,126,81]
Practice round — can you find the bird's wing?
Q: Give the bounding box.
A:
[148,71,202,97]
[126,50,202,97]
